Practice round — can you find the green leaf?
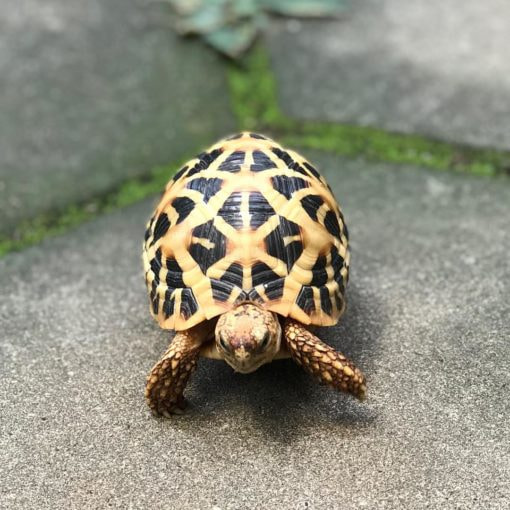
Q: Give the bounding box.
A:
[204,22,259,58]
[230,0,259,18]
[174,0,227,34]
[166,0,203,16]
[261,0,345,17]
[168,0,348,58]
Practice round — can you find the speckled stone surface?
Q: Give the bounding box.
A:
[267,0,510,150]
[0,0,234,236]
[1,152,509,509]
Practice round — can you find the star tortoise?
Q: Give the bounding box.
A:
[143,132,366,416]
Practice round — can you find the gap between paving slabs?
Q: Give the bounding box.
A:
[2,45,510,257]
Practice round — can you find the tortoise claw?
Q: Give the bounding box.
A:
[151,397,187,418]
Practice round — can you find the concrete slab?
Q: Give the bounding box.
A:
[0,0,234,236]
[1,152,509,509]
[267,0,510,150]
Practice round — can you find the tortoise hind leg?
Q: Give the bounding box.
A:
[145,323,210,417]
[283,318,367,400]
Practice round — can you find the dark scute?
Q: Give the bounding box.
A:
[300,195,324,221]
[343,222,349,240]
[151,213,171,246]
[219,151,245,172]
[335,270,346,295]
[319,287,333,315]
[172,197,195,224]
[190,220,227,273]
[151,294,159,315]
[144,215,155,242]
[187,177,223,203]
[249,192,275,229]
[150,280,159,314]
[163,289,175,318]
[286,241,304,270]
[271,147,293,167]
[220,262,244,287]
[249,133,267,139]
[271,175,309,199]
[198,149,223,170]
[185,166,202,179]
[189,244,209,274]
[271,147,308,176]
[265,217,303,270]
[331,245,347,294]
[252,261,279,287]
[335,292,344,311]
[172,165,189,182]
[187,149,224,178]
[247,288,264,303]
[330,245,345,281]
[296,286,316,314]
[303,161,322,180]
[192,220,213,238]
[211,279,233,302]
[166,257,185,288]
[279,217,301,237]
[265,227,284,262]
[264,278,285,300]
[337,208,348,239]
[310,255,328,287]
[337,278,345,295]
[227,133,243,140]
[234,290,249,304]
[324,210,341,239]
[251,150,276,172]
[149,248,163,285]
[218,192,244,229]
[294,165,309,177]
[180,289,199,320]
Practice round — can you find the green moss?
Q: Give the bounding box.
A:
[227,46,292,132]
[0,161,182,257]
[228,45,510,177]
[3,44,510,258]
[283,123,510,177]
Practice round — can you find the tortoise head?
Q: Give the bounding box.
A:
[215,303,281,373]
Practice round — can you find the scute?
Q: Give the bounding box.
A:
[143,132,349,330]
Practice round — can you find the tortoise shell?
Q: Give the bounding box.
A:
[143,132,350,331]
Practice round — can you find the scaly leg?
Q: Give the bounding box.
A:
[284,319,367,400]
[145,324,209,417]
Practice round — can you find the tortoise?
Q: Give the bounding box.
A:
[142,132,366,416]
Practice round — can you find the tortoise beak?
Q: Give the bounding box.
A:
[234,346,251,361]
[232,346,260,373]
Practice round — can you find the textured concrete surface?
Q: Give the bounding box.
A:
[0,0,234,236]
[267,0,510,150]
[1,152,509,509]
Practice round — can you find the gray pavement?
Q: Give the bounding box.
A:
[267,0,510,150]
[0,0,234,236]
[1,151,509,509]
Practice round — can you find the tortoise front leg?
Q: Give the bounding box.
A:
[145,323,209,417]
[284,319,367,400]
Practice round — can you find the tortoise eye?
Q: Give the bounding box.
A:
[219,334,230,351]
[259,332,270,350]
